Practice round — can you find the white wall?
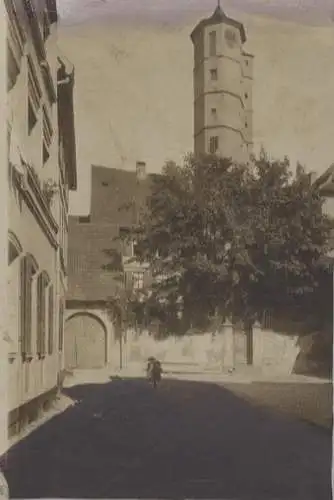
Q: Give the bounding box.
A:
[6,4,66,415]
[0,0,9,457]
[322,196,334,219]
[124,324,301,376]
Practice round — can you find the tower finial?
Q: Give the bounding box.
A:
[215,0,223,14]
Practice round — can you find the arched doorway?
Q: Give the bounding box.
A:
[64,313,107,369]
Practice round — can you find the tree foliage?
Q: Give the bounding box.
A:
[130,152,332,331]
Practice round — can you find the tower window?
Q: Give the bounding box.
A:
[209,31,217,57]
[210,69,218,81]
[211,108,217,119]
[245,92,248,99]
[209,136,219,154]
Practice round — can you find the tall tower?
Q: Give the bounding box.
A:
[191,3,254,162]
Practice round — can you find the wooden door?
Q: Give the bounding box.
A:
[65,314,106,369]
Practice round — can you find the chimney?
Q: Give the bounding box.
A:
[136,161,146,181]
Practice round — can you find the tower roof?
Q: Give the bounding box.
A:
[190,4,246,44]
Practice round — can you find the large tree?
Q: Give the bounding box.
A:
[129,151,332,332]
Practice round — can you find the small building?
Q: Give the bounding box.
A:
[312,163,334,257]
[191,4,254,162]
[66,162,151,371]
[6,0,77,438]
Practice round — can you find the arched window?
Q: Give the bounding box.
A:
[20,254,38,358]
[8,231,22,265]
[36,271,50,358]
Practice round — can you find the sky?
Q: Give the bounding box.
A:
[56,1,334,215]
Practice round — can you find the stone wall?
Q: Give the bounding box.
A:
[124,329,224,371]
[252,324,300,375]
[123,323,301,376]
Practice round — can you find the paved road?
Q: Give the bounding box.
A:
[3,377,332,499]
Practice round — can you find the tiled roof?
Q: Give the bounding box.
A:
[67,165,156,302]
[312,163,334,191]
[90,165,153,224]
[67,220,123,301]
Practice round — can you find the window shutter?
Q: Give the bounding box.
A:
[36,274,42,355]
[143,270,151,288]
[26,260,33,355]
[41,275,46,355]
[59,301,64,352]
[20,256,27,354]
[48,285,54,354]
[125,271,133,291]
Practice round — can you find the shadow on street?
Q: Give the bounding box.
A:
[2,377,332,499]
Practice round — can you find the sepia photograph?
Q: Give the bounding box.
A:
[1,0,333,498]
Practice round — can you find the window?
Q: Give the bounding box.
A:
[209,136,219,154]
[27,56,42,135]
[20,255,38,358]
[133,272,144,290]
[210,69,218,81]
[37,272,49,357]
[211,108,217,117]
[9,241,20,265]
[48,285,54,355]
[123,240,134,258]
[245,122,248,128]
[245,92,248,99]
[209,31,217,56]
[43,106,53,165]
[7,44,20,91]
[124,271,133,291]
[246,60,249,66]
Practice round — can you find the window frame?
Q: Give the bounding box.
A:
[133,271,144,291]
[209,136,219,154]
[209,30,217,57]
[210,68,218,81]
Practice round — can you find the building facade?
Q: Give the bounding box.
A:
[191,4,254,162]
[6,0,77,438]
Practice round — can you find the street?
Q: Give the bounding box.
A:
[3,376,332,499]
